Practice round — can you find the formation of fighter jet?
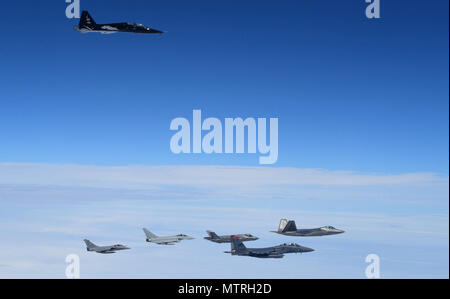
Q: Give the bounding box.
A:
[204,230,258,243]
[84,239,130,254]
[225,237,314,258]
[143,228,194,245]
[272,219,345,237]
[74,11,164,34]
[83,219,344,257]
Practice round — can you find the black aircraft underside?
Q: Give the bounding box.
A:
[248,252,284,258]
[79,22,163,34]
[74,11,164,34]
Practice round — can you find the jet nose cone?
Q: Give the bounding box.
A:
[302,246,314,253]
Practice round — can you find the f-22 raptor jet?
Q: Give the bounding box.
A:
[204,230,258,243]
[84,239,130,254]
[272,219,345,237]
[143,228,194,245]
[225,237,314,258]
[74,11,164,34]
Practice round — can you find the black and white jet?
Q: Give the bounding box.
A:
[74,11,164,34]
[272,219,345,237]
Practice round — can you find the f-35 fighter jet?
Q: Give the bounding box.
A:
[74,11,164,34]
[84,239,130,254]
[272,219,345,237]
[204,230,258,243]
[143,228,194,245]
[225,237,314,258]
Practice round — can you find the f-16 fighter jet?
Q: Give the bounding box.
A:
[225,237,314,258]
[272,219,345,237]
[74,11,164,34]
[204,230,258,243]
[84,239,130,254]
[143,228,194,245]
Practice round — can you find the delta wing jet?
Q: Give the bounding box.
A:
[74,11,164,34]
[272,219,345,237]
[204,230,258,243]
[84,239,130,254]
[143,228,194,245]
[225,237,314,258]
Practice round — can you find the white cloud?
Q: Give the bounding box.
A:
[0,163,447,189]
[0,163,448,278]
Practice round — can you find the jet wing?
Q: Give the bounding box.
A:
[267,253,284,258]
[248,248,282,258]
[248,251,284,258]
[154,240,178,245]
[96,23,129,34]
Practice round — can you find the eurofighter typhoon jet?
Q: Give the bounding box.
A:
[84,239,130,254]
[225,237,314,258]
[74,11,164,34]
[143,228,194,245]
[272,219,345,237]
[204,230,258,243]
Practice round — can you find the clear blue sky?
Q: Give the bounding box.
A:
[0,0,448,174]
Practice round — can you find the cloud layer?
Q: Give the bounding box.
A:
[0,163,448,278]
[1,163,447,189]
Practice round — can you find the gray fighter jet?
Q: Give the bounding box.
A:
[143,228,194,245]
[272,219,345,237]
[225,237,314,258]
[84,239,130,254]
[204,230,258,243]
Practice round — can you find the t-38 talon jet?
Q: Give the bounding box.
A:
[225,237,314,258]
[204,230,259,243]
[84,239,130,254]
[143,228,194,245]
[272,219,345,237]
[74,11,164,34]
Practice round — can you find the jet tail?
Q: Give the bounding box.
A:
[278,218,288,232]
[143,228,158,240]
[282,220,297,233]
[278,218,298,233]
[84,239,97,250]
[79,10,96,28]
[230,236,247,254]
[206,230,220,239]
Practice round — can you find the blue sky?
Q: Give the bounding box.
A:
[0,0,448,173]
[0,1,448,278]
